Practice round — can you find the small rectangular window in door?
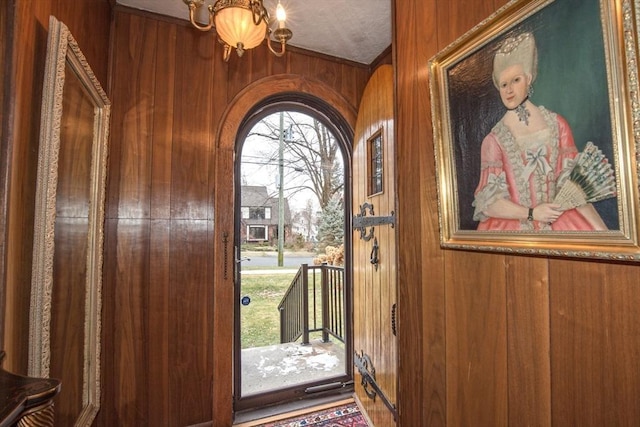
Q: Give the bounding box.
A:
[368,129,384,196]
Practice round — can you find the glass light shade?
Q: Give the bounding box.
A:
[215,6,267,50]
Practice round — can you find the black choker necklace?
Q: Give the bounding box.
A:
[508,97,530,126]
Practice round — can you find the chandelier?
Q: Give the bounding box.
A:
[183,0,293,62]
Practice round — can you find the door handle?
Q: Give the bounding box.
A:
[370,237,379,270]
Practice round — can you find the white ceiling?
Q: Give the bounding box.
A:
[115,0,392,64]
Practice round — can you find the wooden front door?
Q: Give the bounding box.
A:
[352,64,397,425]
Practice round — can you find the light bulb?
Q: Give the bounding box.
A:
[276,2,286,28]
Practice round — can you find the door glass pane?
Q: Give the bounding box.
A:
[236,110,349,407]
[368,130,384,195]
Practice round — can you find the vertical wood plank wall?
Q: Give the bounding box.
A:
[4,0,640,425]
[2,0,111,373]
[102,9,370,426]
[395,0,640,426]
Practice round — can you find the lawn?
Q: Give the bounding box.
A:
[240,270,328,349]
[240,272,297,349]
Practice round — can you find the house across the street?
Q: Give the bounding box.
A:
[240,186,291,244]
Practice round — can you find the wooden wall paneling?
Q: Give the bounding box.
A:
[99,15,128,421]
[141,21,178,425]
[506,256,551,425]
[445,251,508,426]
[550,260,640,425]
[268,48,289,76]
[106,18,151,424]
[225,39,293,101]
[107,12,158,219]
[340,63,370,112]
[171,26,214,220]
[98,219,117,427]
[0,0,9,351]
[113,219,150,425]
[435,0,503,48]
[169,220,213,425]
[102,12,157,425]
[4,0,50,372]
[393,0,447,424]
[208,32,230,143]
[3,0,111,373]
[52,0,112,86]
[105,11,126,220]
[289,56,341,98]
[246,39,271,83]
[305,58,342,94]
[286,51,313,86]
[227,44,257,103]
[168,25,215,425]
[148,219,171,425]
[150,20,176,219]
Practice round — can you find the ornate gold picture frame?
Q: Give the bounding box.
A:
[429,0,640,261]
[29,16,110,425]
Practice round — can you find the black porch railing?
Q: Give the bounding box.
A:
[277,264,345,345]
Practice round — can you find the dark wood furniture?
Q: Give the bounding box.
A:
[0,352,60,427]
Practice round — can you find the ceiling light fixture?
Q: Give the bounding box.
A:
[183,0,293,62]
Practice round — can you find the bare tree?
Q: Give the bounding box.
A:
[243,111,344,210]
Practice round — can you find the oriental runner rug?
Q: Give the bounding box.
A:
[235,398,371,427]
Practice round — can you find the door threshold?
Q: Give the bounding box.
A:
[233,392,355,426]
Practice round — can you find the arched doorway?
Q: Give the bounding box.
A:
[212,77,358,419]
[233,97,353,411]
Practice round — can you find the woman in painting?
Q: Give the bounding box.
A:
[472,32,607,231]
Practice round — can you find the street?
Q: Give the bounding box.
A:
[239,251,316,268]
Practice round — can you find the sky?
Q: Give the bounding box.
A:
[239,111,344,212]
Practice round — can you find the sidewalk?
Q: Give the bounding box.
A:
[241,250,316,257]
[241,269,299,275]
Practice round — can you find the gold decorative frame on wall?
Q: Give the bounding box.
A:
[429,0,640,261]
[29,16,110,425]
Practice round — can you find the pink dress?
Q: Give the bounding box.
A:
[472,107,595,231]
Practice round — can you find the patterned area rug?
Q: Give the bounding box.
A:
[246,400,370,427]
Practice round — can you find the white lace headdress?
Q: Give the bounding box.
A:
[492,32,538,88]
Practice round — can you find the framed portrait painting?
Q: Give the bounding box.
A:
[429,0,640,261]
